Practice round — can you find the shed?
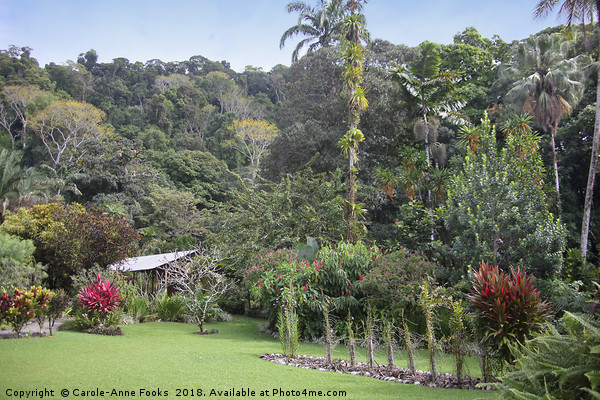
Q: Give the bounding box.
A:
[109,250,197,293]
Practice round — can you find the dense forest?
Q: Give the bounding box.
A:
[0,4,598,302]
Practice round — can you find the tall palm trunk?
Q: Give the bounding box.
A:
[581,6,600,261]
[581,64,600,260]
[550,127,561,198]
[423,114,435,241]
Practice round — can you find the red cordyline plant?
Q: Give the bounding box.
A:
[468,261,550,367]
[78,275,122,317]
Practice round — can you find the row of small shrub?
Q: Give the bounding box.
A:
[1,271,233,338]
[0,286,70,337]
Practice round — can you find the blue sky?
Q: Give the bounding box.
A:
[1,0,563,72]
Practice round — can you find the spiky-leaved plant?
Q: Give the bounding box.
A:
[449,297,468,384]
[278,287,299,359]
[323,298,333,365]
[346,311,356,367]
[469,261,550,375]
[419,282,441,379]
[402,319,416,374]
[383,319,395,371]
[78,275,122,325]
[364,307,375,370]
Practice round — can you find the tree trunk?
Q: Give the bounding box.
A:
[550,129,561,198]
[580,32,600,261]
[424,116,435,241]
[347,146,357,243]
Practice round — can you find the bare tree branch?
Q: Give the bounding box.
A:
[164,246,233,333]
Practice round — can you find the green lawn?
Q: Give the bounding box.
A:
[0,316,495,400]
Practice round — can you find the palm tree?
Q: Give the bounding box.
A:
[535,0,600,262]
[280,0,346,63]
[502,34,589,198]
[0,149,48,222]
[391,41,466,238]
[392,42,466,169]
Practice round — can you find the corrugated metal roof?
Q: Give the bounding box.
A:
[109,250,197,272]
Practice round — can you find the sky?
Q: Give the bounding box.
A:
[0,0,564,72]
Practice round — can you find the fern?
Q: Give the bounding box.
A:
[494,312,600,399]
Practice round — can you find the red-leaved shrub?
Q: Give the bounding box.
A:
[0,287,39,337]
[78,275,122,316]
[469,261,550,365]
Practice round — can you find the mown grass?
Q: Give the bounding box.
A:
[0,316,494,400]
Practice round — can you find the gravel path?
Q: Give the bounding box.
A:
[0,318,68,339]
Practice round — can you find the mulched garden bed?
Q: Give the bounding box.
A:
[260,353,495,390]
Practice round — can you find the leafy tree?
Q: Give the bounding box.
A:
[280,0,347,63]
[204,168,348,270]
[501,33,590,197]
[265,47,346,179]
[0,85,53,149]
[0,46,54,90]
[203,71,235,113]
[152,149,236,205]
[445,114,566,279]
[440,27,510,121]
[0,231,46,290]
[227,118,279,180]
[46,61,95,102]
[138,185,204,253]
[67,134,151,216]
[30,100,109,169]
[1,202,139,289]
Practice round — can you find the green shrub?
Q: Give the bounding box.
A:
[494,312,600,399]
[124,293,150,322]
[46,289,71,335]
[72,308,122,331]
[153,290,186,322]
[361,247,438,320]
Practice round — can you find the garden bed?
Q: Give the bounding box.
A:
[260,353,494,390]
